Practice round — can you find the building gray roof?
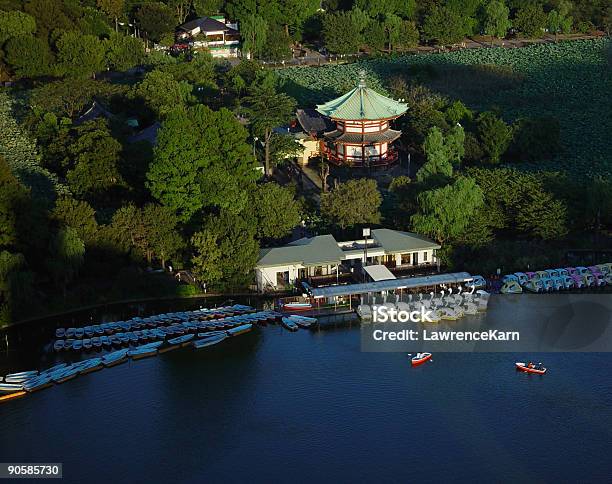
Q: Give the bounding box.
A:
[257,229,440,268]
[258,235,344,268]
[178,17,239,36]
[372,229,440,253]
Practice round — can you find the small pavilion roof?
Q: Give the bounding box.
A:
[316,74,408,121]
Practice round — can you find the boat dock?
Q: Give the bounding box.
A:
[1,305,320,404]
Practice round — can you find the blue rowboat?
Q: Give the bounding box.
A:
[226,323,253,337]
[92,337,102,348]
[0,382,24,392]
[167,334,195,346]
[55,328,66,338]
[78,358,103,375]
[5,371,39,383]
[23,374,53,392]
[197,330,227,339]
[84,326,94,338]
[93,325,104,336]
[40,363,67,376]
[66,328,76,338]
[73,340,83,351]
[281,318,299,332]
[193,334,227,349]
[54,340,65,352]
[51,365,80,384]
[82,338,93,350]
[128,342,163,360]
[102,349,129,367]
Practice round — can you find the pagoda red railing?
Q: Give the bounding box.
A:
[322,148,399,168]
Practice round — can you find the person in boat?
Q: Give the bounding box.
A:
[527,362,534,369]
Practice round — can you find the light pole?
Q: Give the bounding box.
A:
[253,136,258,159]
[363,227,370,283]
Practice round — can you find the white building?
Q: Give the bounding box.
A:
[176,16,240,58]
[255,229,440,293]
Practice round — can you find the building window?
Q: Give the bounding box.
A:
[401,253,411,265]
[276,271,289,286]
[423,252,428,262]
[364,145,379,158]
[412,252,419,265]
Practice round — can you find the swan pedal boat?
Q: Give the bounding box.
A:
[515,362,546,374]
[411,352,432,367]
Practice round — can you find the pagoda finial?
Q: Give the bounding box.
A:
[358,70,367,88]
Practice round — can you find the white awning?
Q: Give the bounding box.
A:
[364,264,396,282]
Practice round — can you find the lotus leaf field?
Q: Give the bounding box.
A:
[277,39,611,178]
[0,91,68,204]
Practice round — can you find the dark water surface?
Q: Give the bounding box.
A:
[1,298,612,483]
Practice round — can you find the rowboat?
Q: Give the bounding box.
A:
[78,358,104,375]
[0,391,27,403]
[55,328,66,338]
[82,339,92,350]
[282,302,312,311]
[102,349,129,367]
[5,371,38,383]
[92,337,102,348]
[75,328,84,339]
[53,340,65,351]
[281,317,299,332]
[52,365,80,384]
[411,353,432,367]
[0,382,24,392]
[287,315,317,328]
[226,323,253,336]
[515,362,547,374]
[23,374,54,392]
[128,342,162,360]
[193,334,227,349]
[66,328,76,338]
[40,363,67,375]
[167,334,195,347]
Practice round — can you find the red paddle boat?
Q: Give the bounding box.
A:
[411,353,432,367]
[515,362,547,374]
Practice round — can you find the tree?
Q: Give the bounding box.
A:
[244,78,296,176]
[52,197,98,246]
[476,112,512,164]
[97,0,124,31]
[509,117,560,162]
[65,120,125,199]
[136,2,175,43]
[241,14,267,58]
[147,105,257,222]
[194,0,224,17]
[46,227,85,293]
[0,156,30,250]
[321,179,382,229]
[191,230,223,286]
[133,70,194,117]
[513,2,546,38]
[548,0,573,41]
[411,176,484,244]
[484,0,511,45]
[23,0,74,42]
[191,211,259,289]
[29,78,121,119]
[4,35,53,78]
[0,10,36,45]
[445,100,473,125]
[250,183,301,239]
[416,125,464,183]
[105,32,145,71]
[56,32,106,78]
[397,20,419,50]
[261,25,292,61]
[142,204,184,269]
[422,6,472,45]
[515,191,568,239]
[167,0,192,23]
[383,13,402,52]
[323,11,361,54]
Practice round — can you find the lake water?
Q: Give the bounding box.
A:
[1,298,612,483]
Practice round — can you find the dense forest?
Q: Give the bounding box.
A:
[0,0,610,326]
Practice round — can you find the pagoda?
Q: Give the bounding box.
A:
[315,74,408,168]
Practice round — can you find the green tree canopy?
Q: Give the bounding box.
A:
[52,197,98,246]
[56,32,106,78]
[250,182,301,239]
[484,0,511,43]
[416,125,465,184]
[244,77,296,176]
[548,0,573,40]
[105,32,145,71]
[133,69,194,117]
[0,10,36,44]
[46,227,85,290]
[323,11,361,54]
[513,2,546,37]
[476,112,512,164]
[147,105,258,222]
[321,178,382,229]
[411,176,484,244]
[135,2,175,43]
[241,14,268,58]
[191,211,259,290]
[422,6,472,45]
[4,35,53,78]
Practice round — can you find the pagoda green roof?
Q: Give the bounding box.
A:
[316,78,408,121]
